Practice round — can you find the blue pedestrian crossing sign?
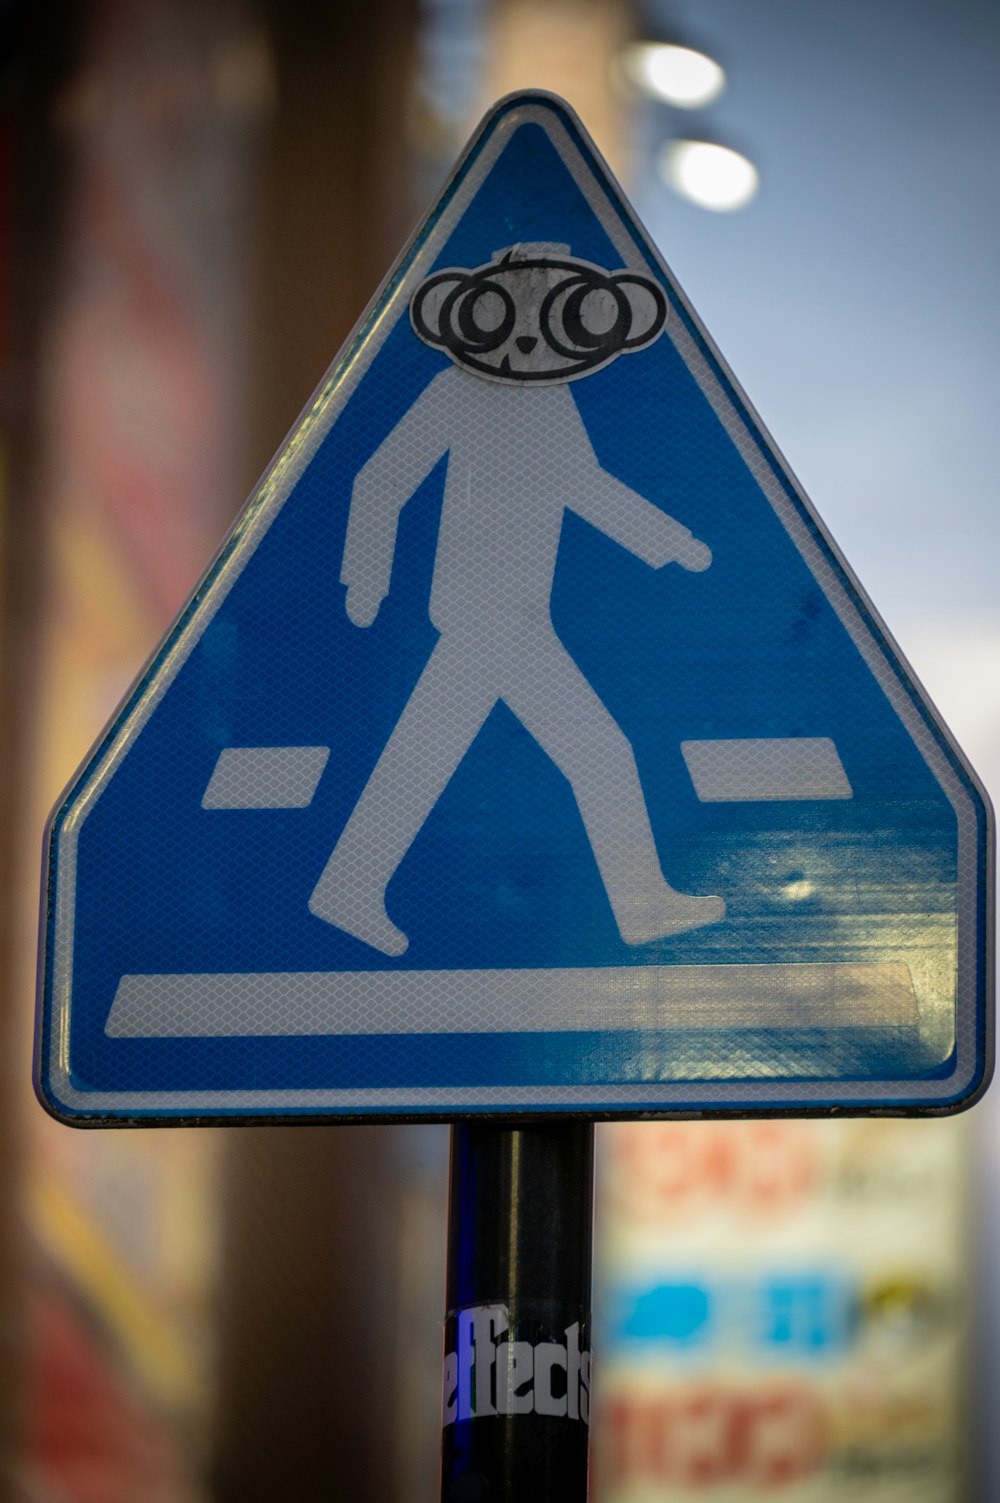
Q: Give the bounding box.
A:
[36,92,993,1124]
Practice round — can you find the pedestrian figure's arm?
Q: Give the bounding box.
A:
[565,399,711,572]
[341,373,452,625]
[574,466,712,572]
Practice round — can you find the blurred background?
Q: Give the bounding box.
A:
[0,0,997,1498]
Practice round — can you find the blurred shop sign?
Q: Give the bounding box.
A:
[593,1118,969,1500]
[35,92,991,1125]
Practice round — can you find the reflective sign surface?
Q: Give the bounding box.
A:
[36,92,993,1122]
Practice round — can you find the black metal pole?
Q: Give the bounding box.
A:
[441,1119,595,1502]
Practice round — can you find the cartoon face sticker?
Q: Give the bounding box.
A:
[410,243,667,384]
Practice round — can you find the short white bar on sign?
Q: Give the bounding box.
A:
[106,962,916,1039]
[201,746,331,809]
[680,737,852,801]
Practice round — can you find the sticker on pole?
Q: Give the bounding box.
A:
[36,91,994,1123]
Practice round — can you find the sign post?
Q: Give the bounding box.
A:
[442,1122,594,1501]
[34,90,993,1497]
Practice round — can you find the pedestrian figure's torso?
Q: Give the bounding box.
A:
[430,368,588,637]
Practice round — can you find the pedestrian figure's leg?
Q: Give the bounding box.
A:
[502,635,724,943]
[310,636,498,955]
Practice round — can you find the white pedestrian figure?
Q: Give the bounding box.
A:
[309,245,725,955]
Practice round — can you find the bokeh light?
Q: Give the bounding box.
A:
[620,41,726,108]
[660,138,760,211]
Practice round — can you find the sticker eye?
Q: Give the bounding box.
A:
[564,286,625,345]
[452,280,516,352]
[615,274,668,349]
[540,274,630,361]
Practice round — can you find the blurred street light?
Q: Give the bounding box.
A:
[619,41,725,109]
[618,14,758,214]
[660,137,759,212]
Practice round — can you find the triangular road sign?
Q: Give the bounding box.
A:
[36,92,993,1123]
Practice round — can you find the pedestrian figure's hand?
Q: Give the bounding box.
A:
[676,535,712,572]
[345,586,384,627]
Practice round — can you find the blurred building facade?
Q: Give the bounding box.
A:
[594,1118,973,1500]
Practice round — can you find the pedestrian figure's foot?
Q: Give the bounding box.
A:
[308,875,409,957]
[619,890,725,945]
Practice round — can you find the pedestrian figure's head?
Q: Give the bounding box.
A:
[411,244,667,385]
